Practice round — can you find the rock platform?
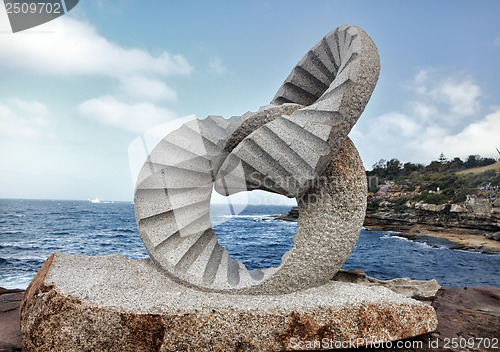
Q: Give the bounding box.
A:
[0,287,23,351]
[20,253,437,351]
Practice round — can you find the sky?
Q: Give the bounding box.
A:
[0,0,499,202]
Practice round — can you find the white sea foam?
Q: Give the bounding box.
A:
[381,234,447,250]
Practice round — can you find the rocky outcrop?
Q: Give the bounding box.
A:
[432,286,500,344]
[463,194,497,215]
[333,269,441,303]
[20,253,438,351]
[371,285,500,352]
[366,194,500,233]
[276,206,299,221]
[281,194,500,236]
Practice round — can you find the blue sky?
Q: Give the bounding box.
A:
[0,0,499,201]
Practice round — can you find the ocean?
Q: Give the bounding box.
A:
[1,199,499,290]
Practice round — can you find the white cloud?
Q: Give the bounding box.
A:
[413,69,428,95]
[354,70,498,166]
[77,96,178,133]
[0,13,192,78]
[419,107,500,158]
[412,69,481,121]
[0,98,55,140]
[0,11,194,132]
[428,78,481,117]
[375,112,420,137]
[118,76,177,102]
[410,102,439,122]
[208,56,228,76]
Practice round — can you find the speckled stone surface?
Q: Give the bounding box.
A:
[21,253,438,352]
[133,24,380,294]
[136,136,366,295]
[221,103,304,156]
[237,137,367,295]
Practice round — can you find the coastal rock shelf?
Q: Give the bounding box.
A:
[20,253,438,352]
[366,193,500,234]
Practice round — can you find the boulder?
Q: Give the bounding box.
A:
[333,269,441,303]
[415,203,446,212]
[21,253,438,351]
[333,273,500,351]
[450,203,469,213]
[465,195,493,215]
[484,232,500,241]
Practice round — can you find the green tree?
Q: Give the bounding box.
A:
[425,160,444,173]
[479,157,496,167]
[402,162,423,175]
[464,155,481,168]
[448,157,464,170]
[368,159,387,178]
[385,158,402,179]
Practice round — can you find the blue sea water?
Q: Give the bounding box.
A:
[0,199,499,289]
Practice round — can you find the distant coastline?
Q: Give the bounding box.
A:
[365,155,500,252]
[277,202,500,253]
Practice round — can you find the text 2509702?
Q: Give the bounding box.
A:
[5,2,62,14]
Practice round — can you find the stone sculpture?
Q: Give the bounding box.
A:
[21,25,439,351]
[134,24,380,294]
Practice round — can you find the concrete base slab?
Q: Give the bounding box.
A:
[21,253,437,351]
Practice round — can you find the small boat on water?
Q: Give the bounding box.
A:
[88,197,101,203]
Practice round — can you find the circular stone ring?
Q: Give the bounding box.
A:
[134,25,380,295]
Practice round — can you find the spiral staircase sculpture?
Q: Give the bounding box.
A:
[134,25,380,295]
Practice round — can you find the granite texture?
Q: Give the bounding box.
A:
[135,135,366,295]
[243,137,367,295]
[13,282,498,352]
[20,253,438,352]
[221,103,304,156]
[134,24,379,294]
